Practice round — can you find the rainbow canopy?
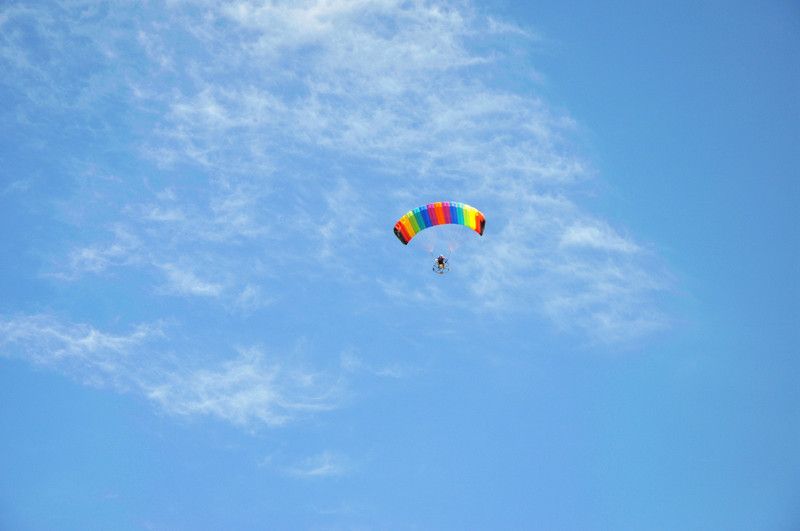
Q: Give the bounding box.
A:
[393,202,485,245]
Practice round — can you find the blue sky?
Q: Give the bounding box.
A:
[1,1,798,529]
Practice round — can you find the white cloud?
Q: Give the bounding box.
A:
[56,226,141,279]
[159,263,224,297]
[0,314,159,388]
[232,284,274,313]
[487,16,536,38]
[560,221,640,253]
[49,179,279,310]
[285,451,348,478]
[538,260,669,342]
[0,315,341,427]
[340,350,410,379]
[304,178,378,261]
[147,347,340,427]
[0,315,154,362]
[4,0,672,341]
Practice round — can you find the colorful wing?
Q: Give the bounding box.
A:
[393,202,485,245]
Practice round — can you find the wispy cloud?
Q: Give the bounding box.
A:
[0,315,341,427]
[0,314,159,388]
[147,347,340,427]
[232,284,274,314]
[139,0,664,339]
[340,350,411,379]
[55,225,141,279]
[46,179,279,310]
[285,451,349,478]
[538,259,670,342]
[3,0,672,344]
[560,221,640,254]
[158,263,224,298]
[466,201,669,339]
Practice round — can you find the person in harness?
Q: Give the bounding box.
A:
[435,255,448,273]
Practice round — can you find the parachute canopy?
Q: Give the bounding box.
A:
[393,201,485,245]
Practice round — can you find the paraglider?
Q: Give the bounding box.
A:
[434,254,449,274]
[393,201,485,274]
